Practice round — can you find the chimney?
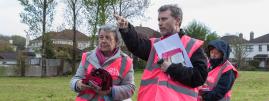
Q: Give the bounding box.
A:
[250,31,254,40]
[239,33,243,39]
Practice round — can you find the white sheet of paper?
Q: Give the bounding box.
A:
[153,34,193,67]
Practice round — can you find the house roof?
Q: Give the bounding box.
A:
[248,33,269,43]
[220,35,248,44]
[0,52,17,60]
[32,29,89,41]
[134,26,161,38]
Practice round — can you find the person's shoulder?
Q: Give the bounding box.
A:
[149,38,161,44]
[84,50,95,57]
[120,51,133,61]
[120,51,129,57]
[181,34,200,40]
[185,35,204,47]
[186,35,202,42]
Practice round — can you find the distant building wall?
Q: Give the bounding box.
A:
[0,58,76,76]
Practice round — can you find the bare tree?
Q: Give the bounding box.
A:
[64,0,84,74]
[19,0,57,77]
[109,0,150,21]
[83,0,116,49]
[229,36,248,69]
[83,0,150,49]
[17,51,26,76]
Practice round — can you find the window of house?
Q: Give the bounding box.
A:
[267,44,269,51]
[246,45,253,52]
[259,45,262,52]
[250,45,253,52]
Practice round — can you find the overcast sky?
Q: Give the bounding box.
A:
[0,0,269,40]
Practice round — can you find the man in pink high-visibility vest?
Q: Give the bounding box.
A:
[115,4,208,101]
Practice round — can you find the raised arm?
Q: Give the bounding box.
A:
[115,14,151,61]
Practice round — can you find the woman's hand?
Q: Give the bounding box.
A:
[77,80,101,91]
[77,80,112,96]
[76,80,91,91]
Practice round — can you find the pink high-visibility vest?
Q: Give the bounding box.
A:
[204,60,238,101]
[76,52,133,101]
[138,35,204,101]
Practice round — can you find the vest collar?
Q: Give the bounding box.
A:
[86,48,122,68]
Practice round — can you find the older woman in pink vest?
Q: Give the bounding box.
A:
[70,24,135,101]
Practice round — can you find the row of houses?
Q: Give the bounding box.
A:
[1,27,268,76]
[0,26,160,76]
[1,26,159,64]
[221,32,269,68]
[0,29,91,76]
[28,29,90,54]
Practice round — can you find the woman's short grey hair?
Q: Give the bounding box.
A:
[158,4,183,27]
[98,24,122,47]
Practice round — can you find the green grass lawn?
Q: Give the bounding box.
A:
[232,71,269,101]
[0,71,268,101]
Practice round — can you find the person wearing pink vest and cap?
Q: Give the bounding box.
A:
[199,39,238,101]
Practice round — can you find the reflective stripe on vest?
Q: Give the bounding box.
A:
[76,52,132,101]
[141,78,198,97]
[138,35,204,101]
[145,38,160,71]
[181,35,204,57]
[206,61,231,88]
[119,56,129,77]
[205,61,238,101]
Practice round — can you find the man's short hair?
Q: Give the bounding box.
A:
[158,4,183,27]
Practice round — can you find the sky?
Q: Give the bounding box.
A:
[0,0,269,40]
